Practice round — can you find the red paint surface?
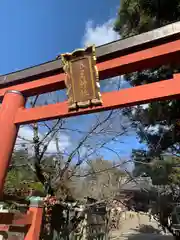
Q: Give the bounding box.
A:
[15,74,180,124]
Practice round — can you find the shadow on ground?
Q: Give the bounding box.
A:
[127,233,173,240]
[134,224,162,234]
[127,225,173,240]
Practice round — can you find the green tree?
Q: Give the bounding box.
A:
[4,150,44,198]
[114,0,180,156]
[132,150,180,185]
[114,0,180,38]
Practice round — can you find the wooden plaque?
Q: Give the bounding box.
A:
[61,46,102,110]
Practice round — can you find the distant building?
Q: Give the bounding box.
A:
[116,177,153,211]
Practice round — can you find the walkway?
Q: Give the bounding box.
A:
[110,212,173,240]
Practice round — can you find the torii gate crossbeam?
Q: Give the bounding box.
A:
[14,74,180,124]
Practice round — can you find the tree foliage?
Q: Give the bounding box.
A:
[114,0,180,157]
[114,0,180,38]
[132,150,180,185]
[114,0,180,175]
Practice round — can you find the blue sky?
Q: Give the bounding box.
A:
[0,1,145,169]
[0,0,119,74]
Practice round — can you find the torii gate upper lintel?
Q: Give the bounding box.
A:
[0,21,180,239]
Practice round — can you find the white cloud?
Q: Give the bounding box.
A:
[16,126,71,155]
[82,19,119,47]
[131,104,150,116]
[144,124,171,135]
[140,104,149,110]
[82,18,126,93]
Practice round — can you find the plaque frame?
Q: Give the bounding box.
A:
[61,45,102,111]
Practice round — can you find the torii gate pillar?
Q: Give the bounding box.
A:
[0,90,25,197]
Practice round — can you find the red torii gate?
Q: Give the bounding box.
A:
[0,21,180,239]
